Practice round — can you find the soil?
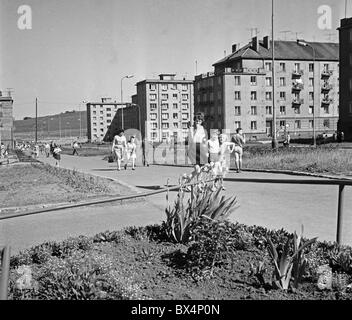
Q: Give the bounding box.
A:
[0,163,130,212]
[72,235,346,300]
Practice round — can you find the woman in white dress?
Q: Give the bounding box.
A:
[124,136,137,170]
[187,113,208,167]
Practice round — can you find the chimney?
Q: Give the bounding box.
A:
[263,36,270,49]
[251,36,259,51]
[232,44,237,53]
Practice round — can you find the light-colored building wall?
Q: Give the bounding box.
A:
[0,91,14,147]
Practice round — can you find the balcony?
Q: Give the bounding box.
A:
[292,98,304,105]
[292,70,304,78]
[321,84,333,92]
[321,70,333,79]
[292,83,304,92]
[321,97,333,105]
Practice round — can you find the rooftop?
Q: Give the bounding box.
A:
[213,40,339,66]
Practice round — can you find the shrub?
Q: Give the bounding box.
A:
[124,224,169,242]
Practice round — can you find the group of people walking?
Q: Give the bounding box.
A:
[111,130,137,171]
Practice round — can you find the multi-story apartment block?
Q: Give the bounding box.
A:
[339,17,352,140]
[132,74,194,142]
[86,98,121,142]
[0,90,14,147]
[194,36,339,141]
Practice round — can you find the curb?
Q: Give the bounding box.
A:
[150,163,352,181]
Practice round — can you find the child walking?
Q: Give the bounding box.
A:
[124,136,137,170]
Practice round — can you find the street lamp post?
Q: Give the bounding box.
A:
[120,75,134,130]
[297,39,316,147]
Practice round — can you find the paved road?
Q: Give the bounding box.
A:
[1,153,352,254]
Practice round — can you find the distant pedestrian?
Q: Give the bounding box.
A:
[52,144,62,167]
[283,131,291,147]
[50,141,55,154]
[72,139,80,156]
[0,143,5,159]
[125,136,137,170]
[231,128,246,173]
[44,142,50,157]
[112,129,127,171]
[34,144,40,158]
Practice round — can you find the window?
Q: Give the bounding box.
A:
[279,120,286,127]
[309,106,314,114]
[151,132,157,140]
[100,117,104,120]
[294,106,300,114]
[150,113,157,120]
[172,84,177,90]
[151,122,158,129]
[279,77,286,86]
[279,63,286,72]
[93,122,97,126]
[323,105,329,114]
[234,91,241,100]
[182,123,188,129]
[150,94,157,100]
[323,64,329,72]
[234,76,241,85]
[173,123,179,128]
[309,92,314,101]
[265,62,272,71]
[93,111,96,115]
[234,106,241,116]
[173,103,178,109]
[309,120,314,128]
[294,63,300,72]
[265,77,272,86]
[173,93,178,99]
[100,111,104,114]
[251,106,257,115]
[182,94,188,100]
[182,113,188,120]
[251,121,257,130]
[266,106,272,115]
[295,120,301,129]
[106,108,111,111]
[280,106,286,115]
[235,121,241,129]
[251,91,257,100]
[92,116,96,120]
[106,113,111,117]
[162,113,169,120]
[173,113,178,119]
[309,78,314,87]
[162,103,168,110]
[100,122,104,126]
[323,119,330,128]
[309,63,314,72]
[162,84,168,91]
[182,103,188,110]
[162,123,169,129]
[250,76,257,85]
[150,84,156,90]
[150,103,157,111]
[161,94,168,100]
[182,84,188,91]
[280,92,286,101]
[266,92,272,100]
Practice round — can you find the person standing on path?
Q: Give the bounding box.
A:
[207,130,220,165]
[124,136,137,170]
[187,113,208,167]
[72,139,80,156]
[52,144,62,167]
[231,128,246,173]
[44,142,50,157]
[112,129,127,171]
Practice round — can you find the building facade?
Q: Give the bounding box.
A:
[132,74,194,143]
[194,36,339,141]
[86,98,121,142]
[0,90,14,147]
[339,18,352,140]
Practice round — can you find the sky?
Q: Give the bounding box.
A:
[0,0,347,119]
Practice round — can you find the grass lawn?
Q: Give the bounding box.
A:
[0,163,132,212]
[60,144,111,157]
[238,145,352,176]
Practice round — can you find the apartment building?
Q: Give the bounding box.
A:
[132,74,194,142]
[86,98,121,142]
[338,18,352,140]
[194,36,339,141]
[0,90,14,147]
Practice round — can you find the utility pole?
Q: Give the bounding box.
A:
[35,97,38,143]
[272,0,278,149]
